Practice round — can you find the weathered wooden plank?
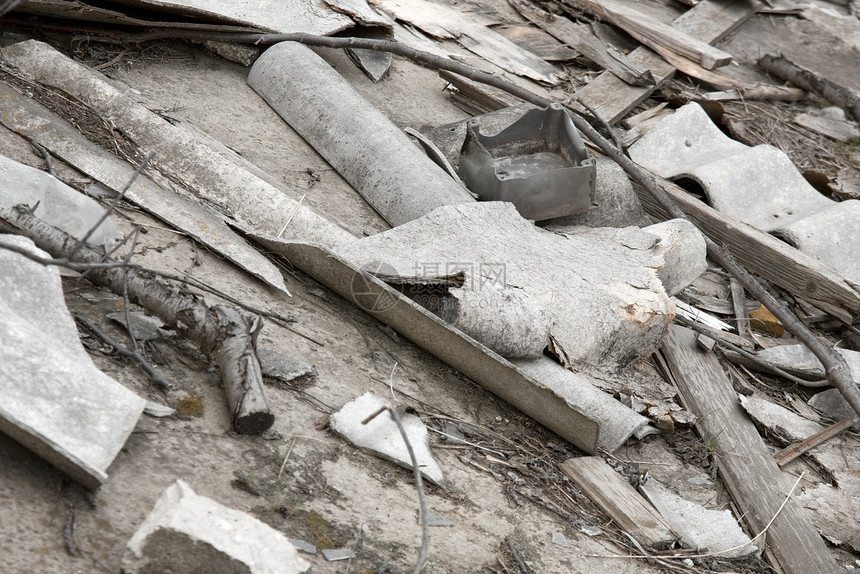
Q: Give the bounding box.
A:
[374,0,563,84]
[439,70,525,115]
[559,456,676,547]
[572,0,734,69]
[566,0,761,123]
[510,0,654,87]
[661,326,838,574]
[637,176,860,322]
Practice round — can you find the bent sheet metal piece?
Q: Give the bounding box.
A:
[459,104,596,221]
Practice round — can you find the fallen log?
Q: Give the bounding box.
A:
[0,204,274,435]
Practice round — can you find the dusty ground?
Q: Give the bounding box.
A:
[0,7,858,574]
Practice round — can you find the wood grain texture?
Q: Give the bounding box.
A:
[560,456,676,547]
[573,0,734,69]
[662,325,838,574]
[568,0,761,123]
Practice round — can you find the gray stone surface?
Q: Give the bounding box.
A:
[123,480,310,574]
[329,392,444,486]
[0,235,144,489]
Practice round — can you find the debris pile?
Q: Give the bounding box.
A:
[1,0,858,572]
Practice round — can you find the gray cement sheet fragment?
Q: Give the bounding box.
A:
[629,103,860,284]
[794,107,860,141]
[257,348,317,383]
[247,41,475,228]
[755,344,860,382]
[90,0,389,35]
[0,235,144,489]
[334,202,674,369]
[514,357,654,452]
[321,548,355,561]
[123,479,310,574]
[0,154,119,250]
[329,392,445,486]
[809,388,860,428]
[551,531,570,548]
[641,219,708,296]
[640,477,757,557]
[0,82,291,293]
[1,40,355,252]
[738,393,860,552]
[107,311,166,342]
[242,235,622,455]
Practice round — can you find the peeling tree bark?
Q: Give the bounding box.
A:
[0,205,274,435]
[759,53,860,124]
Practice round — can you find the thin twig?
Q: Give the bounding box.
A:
[122,227,143,355]
[276,437,297,481]
[505,537,531,574]
[364,406,430,574]
[75,314,175,390]
[31,141,54,176]
[66,151,153,261]
[388,361,399,405]
[675,314,826,387]
[277,194,305,238]
[575,97,624,153]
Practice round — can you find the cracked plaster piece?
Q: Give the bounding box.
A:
[335,202,676,369]
[123,480,310,574]
[0,235,144,489]
[329,392,445,486]
[0,154,119,250]
[629,103,860,283]
[640,477,757,558]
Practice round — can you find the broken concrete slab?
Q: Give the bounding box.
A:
[809,388,860,428]
[639,476,757,557]
[0,235,144,489]
[0,153,119,250]
[794,106,860,141]
[123,479,310,574]
[329,392,445,486]
[629,102,860,283]
[334,202,675,369]
[248,41,475,227]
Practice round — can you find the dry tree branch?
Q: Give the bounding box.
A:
[0,204,275,434]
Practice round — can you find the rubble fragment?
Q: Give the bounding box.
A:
[0,235,144,489]
[639,476,757,557]
[123,480,310,574]
[329,392,445,486]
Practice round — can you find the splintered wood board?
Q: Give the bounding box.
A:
[573,0,733,69]
[569,0,762,123]
[559,456,676,547]
[661,326,838,574]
